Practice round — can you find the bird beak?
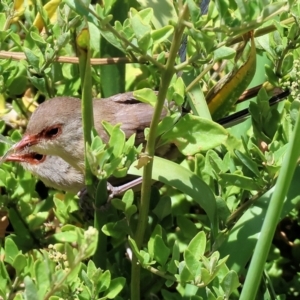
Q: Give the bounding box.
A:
[13,134,38,151]
[3,152,45,164]
[2,152,28,163]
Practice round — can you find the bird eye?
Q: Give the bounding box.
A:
[33,153,44,161]
[28,153,46,164]
[43,125,62,139]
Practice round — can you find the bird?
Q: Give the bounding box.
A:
[13,92,166,172]
[4,151,85,194]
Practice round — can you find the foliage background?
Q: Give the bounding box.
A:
[0,0,300,299]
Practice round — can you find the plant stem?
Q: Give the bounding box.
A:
[185,62,214,92]
[77,30,94,190]
[240,107,300,299]
[77,26,107,269]
[93,179,108,269]
[130,4,189,300]
[175,17,295,72]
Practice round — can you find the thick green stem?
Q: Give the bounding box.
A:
[130,4,189,300]
[77,27,107,269]
[240,107,300,299]
[93,179,108,269]
[77,31,94,190]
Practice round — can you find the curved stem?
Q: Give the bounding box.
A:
[130,4,190,300]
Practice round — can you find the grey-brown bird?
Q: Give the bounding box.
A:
[13,92,164,172]
[4,152,85,193]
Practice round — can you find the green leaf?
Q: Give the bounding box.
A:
[24,276,39,300]
[99,30,125,53]
[102,219,130,238]
[23,48,42,71]
[187,231,207,259]
[208,251,220,273]
[98,270,111,293]
[104,277,126,299]
[129,156,218,238]
[122,189,134,208]
[262,2,287,20]
[160,114,228,155]
[205,150,228,175]
[151,25,174,45]
[184,248,201,277]
[221,270,240,298]
[65,243,76,269]
[214,46,236,60]
[137,0,178,29]
[264,64,278,86]
[186,0,201,23]
[152,196,171,220]
[8,76,28,96]
[177,215,198,239]
[111,199,126,211]
[202,270,214,286]
[108,125,125,158]
[30,32,46,45]
[28,212,49,230]
[128,237,145,263]
[51,231,79,243]
[148,225,162,259]
[186,87,211,118]
[13,294,23,300]
[234,150,260,177]
[167,241,180,275]
[219,173,261,190]
[81,270,93,295]
[56,32,71,50]
[156,113,181,137]
[206,287,218,300]
[281,53,293,76]
[0,261,9,292]
[0,13,6,31]
[12,254,27,276]
[28,75,48,94]
[4,238,19,265]
[86,259,97,278]
[178,262,194,283]
[131,13,151,40]
[137,32,153,53]
[130,7,153,24]
[153,235,170,266]
[125,205,137,220]
[34,260,50,299]
[133,88,157,106]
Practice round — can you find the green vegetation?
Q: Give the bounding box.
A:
[0,0,300,299]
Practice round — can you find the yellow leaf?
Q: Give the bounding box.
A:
[206,31,257,120]
[33,0,61,32]
[76,28,90,50]
[12,0,33,23]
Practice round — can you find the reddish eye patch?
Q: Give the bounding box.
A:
[2,152,46,165]
[41,124,62,140]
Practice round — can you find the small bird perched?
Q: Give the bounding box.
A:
[4,151,143,197]
[4,152,85,194]
[13,92,164,172]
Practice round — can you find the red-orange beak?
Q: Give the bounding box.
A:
[13,134,39,151]
[3,152,45,164]
[3,153,26,163]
